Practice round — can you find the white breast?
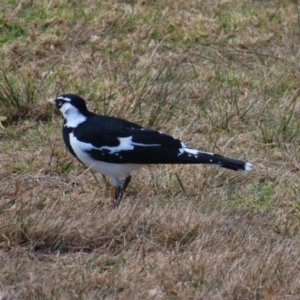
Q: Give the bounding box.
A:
[61,103,87,128]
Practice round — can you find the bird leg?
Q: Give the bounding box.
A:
[111,175,131,208]
[121,175,131,196]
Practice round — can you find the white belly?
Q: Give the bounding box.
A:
[80,156,143,179]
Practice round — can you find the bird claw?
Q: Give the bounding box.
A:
[110,198,121,208]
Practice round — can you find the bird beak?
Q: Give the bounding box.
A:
[47,98,56,105]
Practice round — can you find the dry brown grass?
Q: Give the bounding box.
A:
[1,0,300,299]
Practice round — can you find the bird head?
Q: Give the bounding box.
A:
[47,94,88,110]
[47,94,89,127]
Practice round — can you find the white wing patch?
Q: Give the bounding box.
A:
[99,136,160,154]
[178,142,214,157]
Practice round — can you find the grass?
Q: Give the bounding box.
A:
[1,0,300,298]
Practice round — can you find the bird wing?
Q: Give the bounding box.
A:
[73,114,212,164]
[72,115,250,171]
[117,127,185,163]
[71,114,189,163]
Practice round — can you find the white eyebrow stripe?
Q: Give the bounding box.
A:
[57,96,71,102]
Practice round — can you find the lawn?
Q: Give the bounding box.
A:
[1,0,300,299]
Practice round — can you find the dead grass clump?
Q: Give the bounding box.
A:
[0,71,53,124]
[1,194,300,299]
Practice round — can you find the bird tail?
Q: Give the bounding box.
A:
[175,147,252,172]
[205,153,252,172]
[180,151,251,172]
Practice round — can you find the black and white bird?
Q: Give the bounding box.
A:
[48,94,252,207]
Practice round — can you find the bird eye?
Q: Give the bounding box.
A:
[57,100,63,107]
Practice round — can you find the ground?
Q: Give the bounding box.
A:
[1,0,300,299]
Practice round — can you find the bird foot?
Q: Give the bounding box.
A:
[110,186,122,208]
[110,198,121,208]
